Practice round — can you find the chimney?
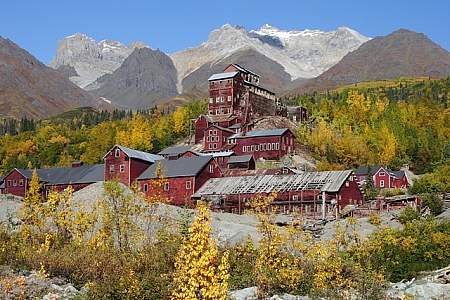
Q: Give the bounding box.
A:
[71,161,84,168]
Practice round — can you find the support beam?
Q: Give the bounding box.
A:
[322,191,326,220]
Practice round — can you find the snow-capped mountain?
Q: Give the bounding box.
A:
[50,33,148,88]
[50,24,369,99]
[171,24,370,92]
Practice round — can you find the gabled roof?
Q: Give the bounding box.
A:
[354,165,381,176]
[206,124,235,133]
[228,155,254,164]
[230,128,290,139]
[227,64,259,77]
[158,145,192,156]
[14,164,104,185]
[137,156,213,179]
[355,165,406,179]
[194,170,354,197]
[104,145,163,163]
[208,71,239,81]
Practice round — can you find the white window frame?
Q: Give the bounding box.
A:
[115,149,120,157]
[19,179,24,186]
[143,183,148,192]
[380,180,385,188]
[164,182,170,191]
[209,164,214,173]
[379,171,386,176]
[13,180,17,187]
[186,180,192,190]
[120,164,125,173]
[228,95,232,102]
[109,165,115,173]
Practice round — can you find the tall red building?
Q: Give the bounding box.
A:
[194,64,293,160]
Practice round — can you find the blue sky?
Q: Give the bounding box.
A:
[1,0,449,63]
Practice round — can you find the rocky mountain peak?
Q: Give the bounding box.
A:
[50,33,145,88]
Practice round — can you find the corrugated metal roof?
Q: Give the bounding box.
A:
[197,151,234,158]
[16,164,104,185]
[208,71,239,81]
[193,170,353,198]
[158,145,192,156]
[230,128,289,139]
[117,145,163,163]
[137,156,212,179]
[228,155,254,164]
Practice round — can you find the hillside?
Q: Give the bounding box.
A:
[291,77,450,173]
[288,29,450,94]
[0,37,106,119]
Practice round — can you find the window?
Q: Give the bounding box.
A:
[186,180,192,190]
[7,180,11,187]
[164,182,170,191]
[209,98,214,103]
[143,183,148,192]
[292,195,298,201]
[19,179,24,186]
[267,143,272,150]
[13,180,17,187]
[250,145,254,152]
[109,165,115,173]
[255,144,260,151]
[208,144,212,149]
[213,130,217,135]
[228,96,232,102]
[209,164,214,173]
[380,180,385,188]
[272,143,276,150]
[120,164,125,173]
[115,149,120,157]
[209,130,213,135]
[275,143,280,150]
[379,171,386,176]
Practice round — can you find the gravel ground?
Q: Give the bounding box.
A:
[1,183,405,246]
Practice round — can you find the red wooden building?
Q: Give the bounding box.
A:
[193,170,363,216]
[203,124,235,152]
[227,128,295,160]
[103,145,163,186]
[137,156,222,206]
[354,166,409,189]
[1,164,104,198]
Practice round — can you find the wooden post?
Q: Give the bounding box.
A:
[322,191,326,220]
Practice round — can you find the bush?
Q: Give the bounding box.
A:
[398,207,421,225]
[421,193,444,216]
[368,213,382,225]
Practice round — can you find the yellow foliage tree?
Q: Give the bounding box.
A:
[378,124,397,165]
[173,106,188,135]
[116,114,153,151]
[19,169,44,243]
[171,202,229,300]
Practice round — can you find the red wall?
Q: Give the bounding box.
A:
[195,116,209,144]
[232,131,295,160]
[44,183,93,196]
[3,170,27,197]
[373,167,408,189]
[138,159,222,206]
[204,125,234,152]
[336,178,364,210]
[104,146,151,185]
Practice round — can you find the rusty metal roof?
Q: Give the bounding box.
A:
[193,170,353,197]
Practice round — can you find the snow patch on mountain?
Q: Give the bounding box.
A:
[50,33,149,88]
[171,24,370,92]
